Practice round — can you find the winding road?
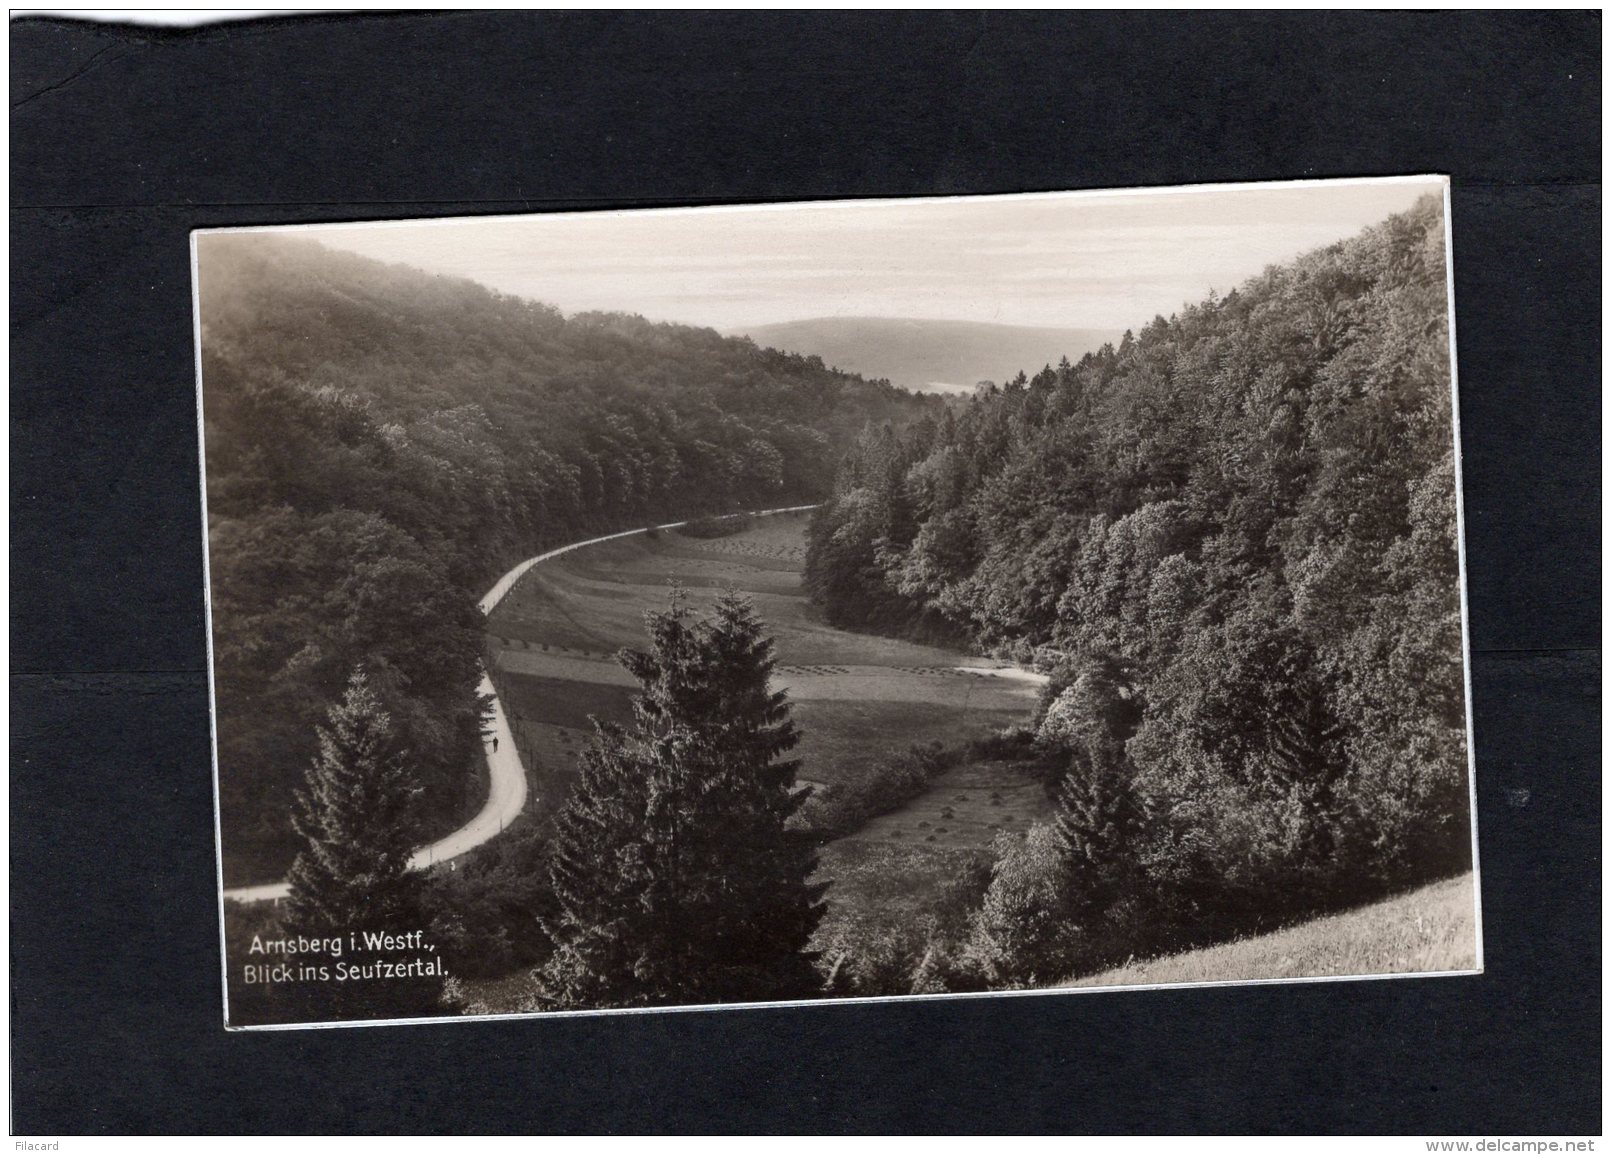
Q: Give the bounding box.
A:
[220,505,819,905]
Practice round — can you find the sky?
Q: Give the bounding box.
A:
[269,178,1445,333]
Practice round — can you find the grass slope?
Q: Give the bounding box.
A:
[1067,872,1479,989]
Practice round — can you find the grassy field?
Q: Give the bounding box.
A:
[483,511,1045,942]
[488,516,1009,668]
[811,755,1054,947]
[1066,872,1480,989]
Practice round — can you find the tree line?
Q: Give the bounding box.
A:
[804,194,1471,984]
[199,234,936,885]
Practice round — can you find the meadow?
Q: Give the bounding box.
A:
[483,511,1045,947]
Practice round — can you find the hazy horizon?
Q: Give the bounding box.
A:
[724,315,1116,335]
[215,179,1444,332]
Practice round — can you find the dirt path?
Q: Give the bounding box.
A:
[220,505,817,905]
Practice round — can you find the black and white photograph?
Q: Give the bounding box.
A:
[196,177,1479,1029]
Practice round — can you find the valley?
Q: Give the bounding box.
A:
[481,509,1050,969]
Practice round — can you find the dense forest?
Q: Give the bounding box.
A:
[804,195,1471,980]
[199,235,936,884]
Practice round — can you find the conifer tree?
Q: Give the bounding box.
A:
[1050,746,1140,927]
[536,591,825,1009]
[285,666,422,932]
[281,666,443,1021]
[684,591,826,998]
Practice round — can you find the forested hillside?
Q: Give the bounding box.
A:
[804,195,1470,978]
[199,235,936,884]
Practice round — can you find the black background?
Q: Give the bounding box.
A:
[10,11,1600,1134]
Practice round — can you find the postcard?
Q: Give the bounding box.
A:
[194,177,1479,1028]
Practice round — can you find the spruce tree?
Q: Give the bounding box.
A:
[279,666,445,1022]
[536,591,825,1009]
[1050,746,1140,933]
[537,724,657,1009]
[680,590,826,999]
[285,666,422,933]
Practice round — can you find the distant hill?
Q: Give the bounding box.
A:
[732,317,1125,394]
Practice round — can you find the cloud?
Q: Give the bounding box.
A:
[276,179,1442,330]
